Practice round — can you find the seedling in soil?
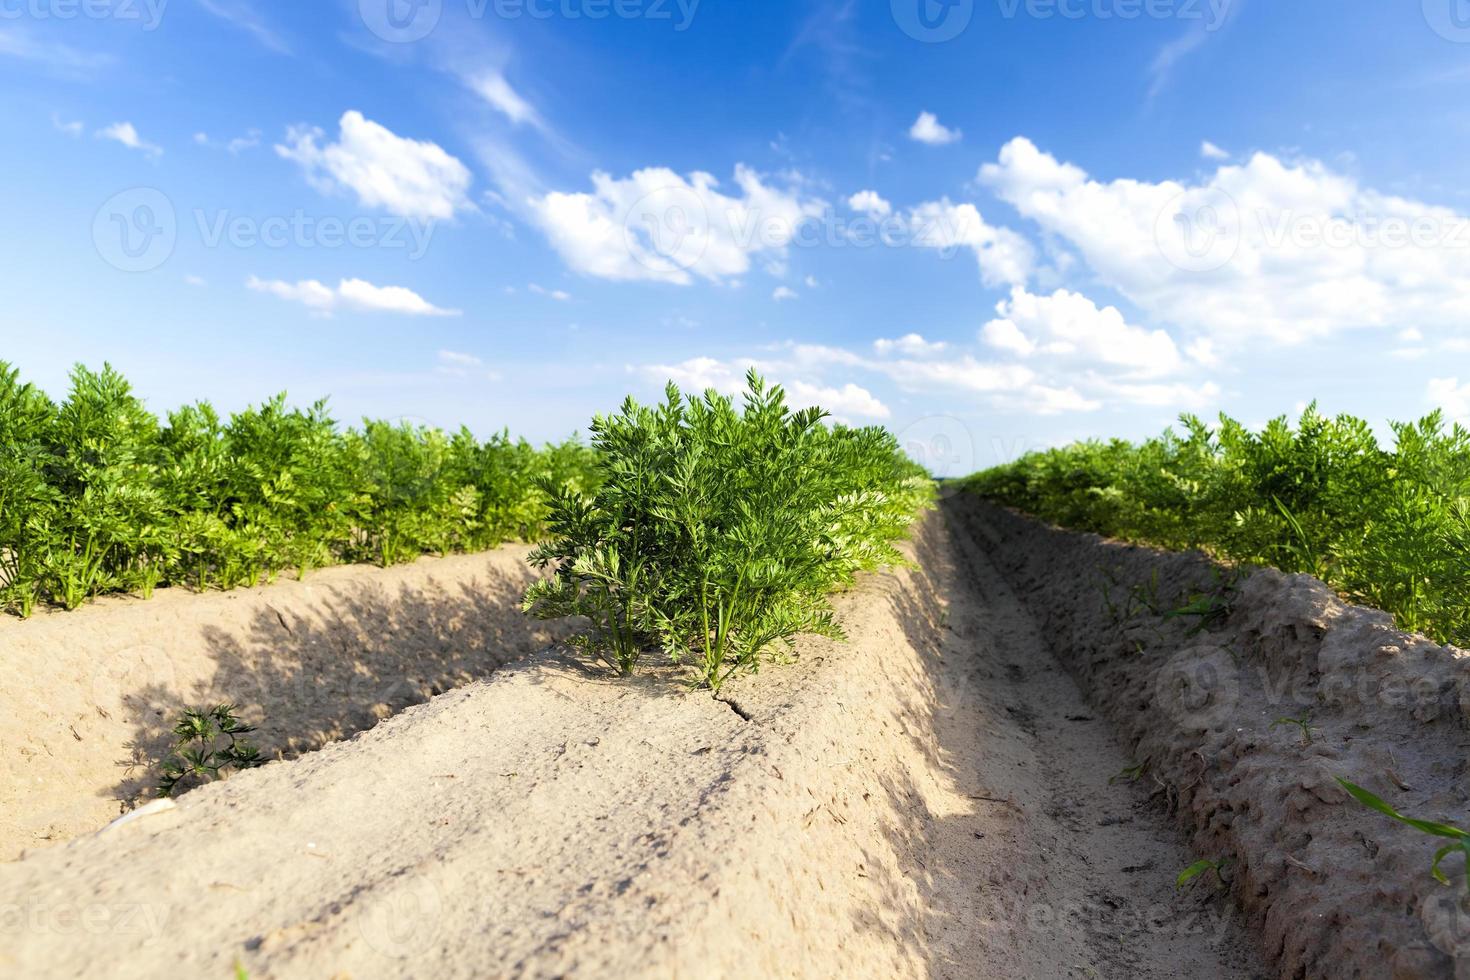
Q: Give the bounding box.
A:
[1177,858,1230,891]
[1270,715,1318,746]
[1109,760,1150,785]
[1338,778,1470,888]
[157,704,264,798]
[1128,570,1163,618]
[1165,588,1234,636]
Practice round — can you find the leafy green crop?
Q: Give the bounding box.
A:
[523,370,933,690]
[157,704,264,798]
[0,360,598,616]
[963,404,1470,647]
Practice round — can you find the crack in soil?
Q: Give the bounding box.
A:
[714,693,755,723]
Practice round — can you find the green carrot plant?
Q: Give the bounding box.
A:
[157,704,265,798]
[0,360,599,617]
[523,371,933,690]
[963,403,1470,648]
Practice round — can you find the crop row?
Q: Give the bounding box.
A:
[0,362,597,617]
[963,405,1470,647]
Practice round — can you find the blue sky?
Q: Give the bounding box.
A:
[3,0,1470,474]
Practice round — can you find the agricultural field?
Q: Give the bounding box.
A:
[7,3,1470,979]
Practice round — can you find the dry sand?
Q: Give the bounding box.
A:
[972,497,1470,978]
[0,546,571,862]
[0,500,1265,979]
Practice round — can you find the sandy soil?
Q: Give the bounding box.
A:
[0,501,1264,979]
[970,498,1470,979]
[0,546,572,862]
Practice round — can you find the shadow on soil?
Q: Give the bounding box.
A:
[110,564,573,805]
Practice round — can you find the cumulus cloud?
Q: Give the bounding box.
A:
[773,286,798,302]
[276,111,473,221]
[246,276,460,317]
[979,136,1470,346]
[847,189,892,216]
[528,283,571,301]
[982,286,1184,378]
[909,111,961,146]
[905,200,1035,287]
[1201,140,1230,160]
[874,334,948,357]
[530,165,824,285]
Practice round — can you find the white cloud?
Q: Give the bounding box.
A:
[246,276,460,317]
[468,72,543,129]
[786,381,890,420]
[848,189,892,216]
[879,356,1035,396]
[1185,337,1219,366]
[229,130,262,154]
[184,275,207,287]
[530,165,824,285]
[980,318,1036,357]
[979,136,1470,347]
[1201,140,1230,161]
[276,111,473,221]
[196,129,263,153]
[52,113,83,137]
[96,122,162,159]
[773,286,798,302]
[1430,378,1470,423]
[905,200,1035,287]
[438,350,482,367]
[636,357,889,421]
[805,275,820,288]
[982,286,1184,378]
[197,0,289,54]
[909,111,961,146]
[642,357,745,395]
[0,28,113,76]
[528,283,571,301]
[873,334,947,357]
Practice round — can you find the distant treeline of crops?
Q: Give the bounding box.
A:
[963,406,1470,648]
[0,362,598,618]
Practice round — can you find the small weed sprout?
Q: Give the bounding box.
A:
[1109,759,1149,785]
[1271,715,1318,746]
[1177,857,1230,891]
[157,704,264,798]
[1338,778,1470,888]
[1165,588,1234,636]
[1128,570,1162,618]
